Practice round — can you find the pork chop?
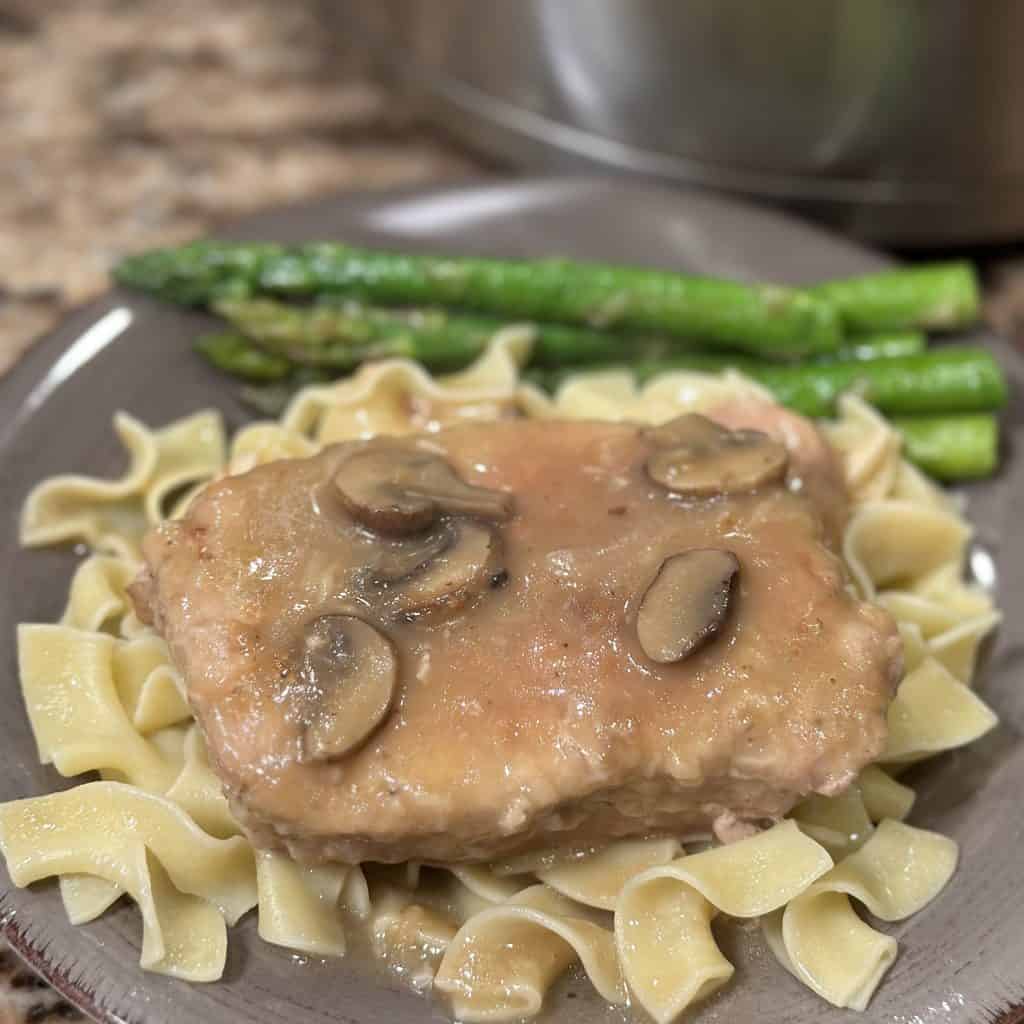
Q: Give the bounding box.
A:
[133,412,902,864]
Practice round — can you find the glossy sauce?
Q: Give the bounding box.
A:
[138,418,901,864]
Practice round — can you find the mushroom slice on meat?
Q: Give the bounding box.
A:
[332,445,513,535]
[646,413,788,497]
[371,520,504,617]
[636,549,740,663]
[298,615,397,762]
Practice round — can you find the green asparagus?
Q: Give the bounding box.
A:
[813,262,979,333]
[194,332,292,381]
[214,298,668,369]
[815,330,925,362]
[214,298,926,371]
[529,347,1007,418]
[115,241,843,357]
[892,414,999,481]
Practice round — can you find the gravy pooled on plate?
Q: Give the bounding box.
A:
[132,412,902,864]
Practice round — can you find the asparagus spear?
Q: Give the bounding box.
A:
[196,325,930,423]
[753,347,1005,417]
[196,327,929,391]
[214,298,663,369]
[813,262,979,333]
[529,347,1007,418]
[115,241,843,357]
[816,330,924,362]
[214,297,925,370]
[892,414,998,481]
[194,332,292,380]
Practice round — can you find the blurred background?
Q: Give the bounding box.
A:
[0,0,480,377]
[3,0,1024,385]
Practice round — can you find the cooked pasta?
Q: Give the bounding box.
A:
[762,820,958,1010]
[20,410,225,560]
[254,852,350,958]
[535,837,682,911]
[434,884,626,1020]
[615,821,834,1023]
[0,333,1001,1021]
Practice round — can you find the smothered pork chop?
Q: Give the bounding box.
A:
[132,408,901,864]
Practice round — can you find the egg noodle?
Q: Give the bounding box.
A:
[1,330,1000,1021]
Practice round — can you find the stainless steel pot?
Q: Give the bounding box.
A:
[347,1,1024,246]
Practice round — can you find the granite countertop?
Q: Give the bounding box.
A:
[0,0,478,377]
[3,3,1024,1023]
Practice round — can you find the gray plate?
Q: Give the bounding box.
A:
[1,179,1022,1024]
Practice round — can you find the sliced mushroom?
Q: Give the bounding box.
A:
[647,413,727,450]
[299,615,397,762]
[371,520,503,617]
[369,529,452,583]
[332,446,513,535]
[645,414,788,497]
[636,549,740,663]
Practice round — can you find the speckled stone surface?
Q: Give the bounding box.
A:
[0,939,80,1023]
[0,0,478,378]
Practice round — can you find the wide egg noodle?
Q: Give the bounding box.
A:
[544,365,769,426]
[0,782,256,923]
[57,857,226,982]
[615,870,727,1023]
[59,873,125,924]
[288,326,536,447]
[844,501,971,596]
[60,554,192,731]
[222,327,538,476]
[614,821,833,1023]
[823,394,902,503]
[228,422,319,476]
[341,864,371,919]
[763,820,958,1010]
[791,784,874,860]
[535,837,683,911]
[878,585,999,686]
[166,725,243,840]
[255,851,350,958]
[17,624,180,792]
[0,782,256,980]
[55,702,190,926]
[883,656,998,764]
[828,395,999,688]
[110,634,191,734]
[20,410,225,560]
[761,895,895,1013]
[54,739,192,924]
[434,883,625,1022]
[5,345,554,986]
[448,864,532,904]
[857,766,915,822]
[60,554,140,634]
[928,610,1003,684]
[898,621,929,674]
